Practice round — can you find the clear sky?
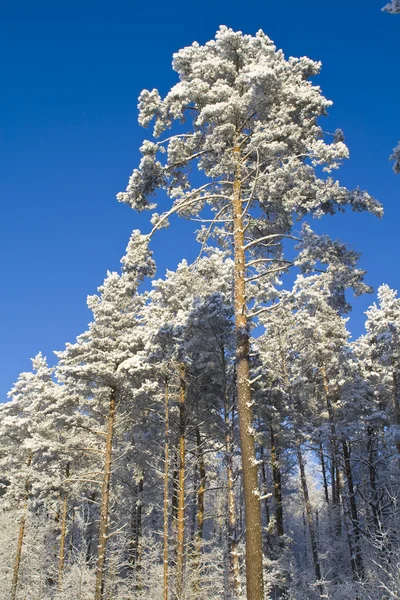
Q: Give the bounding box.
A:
[0,0,399,399]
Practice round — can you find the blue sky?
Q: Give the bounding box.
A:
[0,0,399,399]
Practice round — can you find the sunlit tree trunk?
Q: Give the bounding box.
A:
[232,143,264,600]
[163,379,170,600]
[94,387,116,600]
[222,352,241,597]
[57,463,70,592]
[10,452,32,600]
[176,365,186,600]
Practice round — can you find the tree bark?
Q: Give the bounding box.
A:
[391,366,400,453]
[176,364,186,600]
[296,443,324,596]
[223,365,241,597]
[270,425,284,538]
[321,365,342,541]
[94,387,116,600]
[342,440,364,580]
[163,379,170,600]
[232,143,264,600]
[192,426,206,596]
[57,493,68,591]
[318,439,330,505]
[10,453,32,600]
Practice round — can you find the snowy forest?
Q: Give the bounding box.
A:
[1,6,400,600]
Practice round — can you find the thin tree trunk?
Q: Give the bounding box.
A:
[318,439,330,505]
[192,427,206,596]
[321,366,342,540]
[176,364,186,600]
[232,142,264,600]
[270,425,284,538]
[57,462,70,592]
[172,451,179,525]
[366,426,383,542]
[57,494,68,591]
[342,440,364,580]
[195,428,205,543]
[223,365,241,597]
[134,474,144,591]
[260,445,270,529]
[391,367,400,453]
[10,453,32,600]
[163,379,170,600]
[94,387,116,600]
[296,443,324,596]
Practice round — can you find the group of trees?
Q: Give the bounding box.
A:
[1,19,399,600]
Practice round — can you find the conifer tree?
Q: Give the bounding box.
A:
[118,27,381,599]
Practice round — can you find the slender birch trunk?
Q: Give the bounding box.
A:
[232,142,264,600]
[10,452,32,600]
[163,379,170,600]
[94,387,116,600]
[176,364,186,600]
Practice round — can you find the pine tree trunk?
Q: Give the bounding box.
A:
[10,453,32,600]
[342,440,364,580]
[57,493,68,591]
[134,474,144,591]
[172,451,179,525]
[11,513,27,600]
[260,445,270,529]
[223,371,241,597]
[296,443,324,596]
[163,379,170,600]
[321,366,342,540]
[391,366,400,453]
[192,427,206,596]
[176,365,186,600]
[270,425,284,538]
[232,143,264,600]
[94,387,116,600]
[195,428,205,542]
[366,426,383,543]
[318,439,330,505]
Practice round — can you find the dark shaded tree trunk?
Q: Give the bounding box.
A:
[270,425,284,538]
[296,443,324,597]
[342,440,364,580]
